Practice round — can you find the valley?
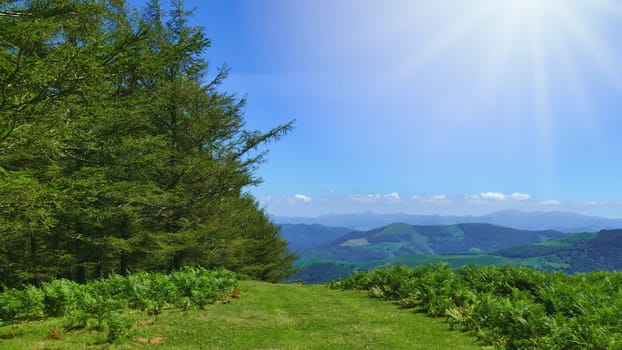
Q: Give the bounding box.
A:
[281,211,622,283]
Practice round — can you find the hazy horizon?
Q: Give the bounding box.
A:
[270,208,622,220]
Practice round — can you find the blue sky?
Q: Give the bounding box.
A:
[136,0,622,217]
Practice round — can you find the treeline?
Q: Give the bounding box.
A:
[0,0,295,288]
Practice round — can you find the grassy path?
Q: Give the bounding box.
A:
[1,281,484,349]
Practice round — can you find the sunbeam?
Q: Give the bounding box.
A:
[557,4,622,92]
[391,4,493,84]
[208,0,622,211]
[384,0,620,180]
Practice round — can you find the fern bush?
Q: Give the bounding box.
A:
[330,264,622,349]
[41,279,81,317]
[0,289,23,322]
[0,268,240,341]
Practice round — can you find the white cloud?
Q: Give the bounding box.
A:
[464,194,481,200]
[540,199,560,205]
[348,193,380,204]
[259,191,622,218]
[510,192,531,200]
[580,200,612,207]
[385,192,401,200]
[480,192,506,200]
[348,192,401,204]
[413,194,451,205]
[294,194,312,202]
[467,192,531,201]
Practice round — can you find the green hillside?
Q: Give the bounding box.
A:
[298,223,566,264]
[379,254,519,268]
[293,229,622,283]
[496,229,622,272]
[1,281,483,349]
[279,224,353,251]
[293,254,524,283]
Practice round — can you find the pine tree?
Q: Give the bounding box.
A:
[0,0,296,286]
[133,0,295,277]
[0,0,111,285]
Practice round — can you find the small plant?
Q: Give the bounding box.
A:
[19,285,45,319]
[105,312,134,343]
[0,324,22,339]
[228,289,242,299]
[42,279,80,317]
[45,327,62,340]
[0,288,23,322]
[191,288,216,309]
[64,309,92,330]
[174,296,192,311]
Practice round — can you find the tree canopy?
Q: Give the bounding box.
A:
[0,0,296,287]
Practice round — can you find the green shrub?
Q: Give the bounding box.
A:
[105,312,134,343]
[170,267,239,308]
[75,288,125,330]
[330,264,622,349]
[42,279,81,317]
[19,286,44,319]
[64,309,92,330]
[0,289,23,322]
[1,268,239,339]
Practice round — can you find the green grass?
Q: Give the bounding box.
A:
[1,281,484,349]
[374,223,416,237]
[374,224,432,252]
[361,241,411,257]
[530,232,596,248]
[524,257,570,269]
[558,232,597,243]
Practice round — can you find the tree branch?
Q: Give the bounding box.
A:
[0,11,31,18]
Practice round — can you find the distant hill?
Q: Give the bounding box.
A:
[278,224,352,252]
[299,223,566,263]
[274,210,622,232]
[291,255,522,283]
[496,229,622,273]
[280,212,622,283]
[477,210,622,233]
[292,228,622,283]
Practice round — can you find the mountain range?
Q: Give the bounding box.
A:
[297,223,566,263]
[279,224,352,251]
[276,211,622,283]
[275,210,622,232]
[291,229,622,283]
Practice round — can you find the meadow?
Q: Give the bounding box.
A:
[0,270,483,349]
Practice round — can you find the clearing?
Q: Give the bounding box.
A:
[1,281,484,349]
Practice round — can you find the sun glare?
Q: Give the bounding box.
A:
[504,0,546,21]
[387,0,622,187]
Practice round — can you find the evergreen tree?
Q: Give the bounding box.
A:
[0,0,296,287]
[0,0,111,285]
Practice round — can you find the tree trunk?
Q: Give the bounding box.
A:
[171,253,184,271]
[76,265,87,284]
[120,254,129,276]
